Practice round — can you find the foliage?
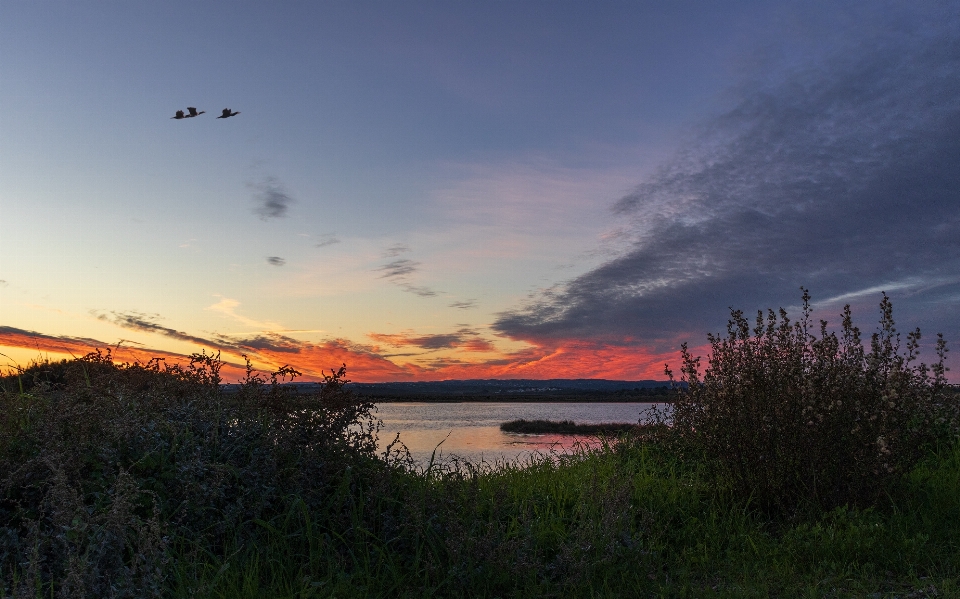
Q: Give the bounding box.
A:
[152,440,960,598]
[666,290,958,515]
[0,351,379,597]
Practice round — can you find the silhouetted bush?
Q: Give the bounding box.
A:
[666,290,957,516]
[0,351,380,597]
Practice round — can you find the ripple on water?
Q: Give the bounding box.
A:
[374,402,663,467]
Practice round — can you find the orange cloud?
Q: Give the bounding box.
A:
[461,338,495,352]
[1,326,105,358]
[405,339,680,381]
[0,325,249,376]
[367,329,496,353]
[0,326,407,383]
[2,325,694,384]
[249,338,414,382]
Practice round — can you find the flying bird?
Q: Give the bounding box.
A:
[171,110,186,119]
[217,108,240,119]
[185,107,205,117]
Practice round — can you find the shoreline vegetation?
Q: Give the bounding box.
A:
[351,381,674,403]
[222,381,676,403]
[499,418,642,435]
[2,293,959,597]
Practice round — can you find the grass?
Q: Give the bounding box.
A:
[169,438,960,598]
[500,418,640,435]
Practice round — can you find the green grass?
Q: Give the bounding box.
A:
[166,440,960,598]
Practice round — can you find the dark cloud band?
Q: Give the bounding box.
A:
[495,15,960,352]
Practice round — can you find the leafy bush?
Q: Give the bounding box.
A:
[0,351,381,597]
[666,290,957,515]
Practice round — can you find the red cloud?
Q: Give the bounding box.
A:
[2,325,695,383]
[405,339,681,381]
[367,330,495,353]
[251,338,414,382]
[0,325,251,376]
[0,326,409,383]
[461,338,495,352]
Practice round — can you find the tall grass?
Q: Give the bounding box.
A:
[1,293,959,597]
[168,440,960,598]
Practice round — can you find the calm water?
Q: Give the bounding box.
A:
[374,402,661,466]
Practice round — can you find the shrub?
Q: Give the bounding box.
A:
[666,290,957,516]
[0,351,381,597]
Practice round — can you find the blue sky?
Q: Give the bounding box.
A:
[2,1,958,381]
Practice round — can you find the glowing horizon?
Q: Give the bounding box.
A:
[2,2,959,383]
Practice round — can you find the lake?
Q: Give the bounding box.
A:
[374,402,661,467]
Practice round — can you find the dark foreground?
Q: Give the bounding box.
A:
[2,352,959,598]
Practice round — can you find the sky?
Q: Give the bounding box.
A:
[2,1,959,382]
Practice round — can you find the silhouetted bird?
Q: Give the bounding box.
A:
[186,107,205,117]
[217,108,240,119]
[171,110,186,119]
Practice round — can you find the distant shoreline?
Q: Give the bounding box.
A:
[220,380,678,403]
[367,395,671,403]
[500,419,641,434]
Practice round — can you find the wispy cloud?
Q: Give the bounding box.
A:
[95,311,224,348]
[383,243,411,257]
[315,234,341,248]
[0,326,107,357]
[495,14,960,355]
[449,300,477,310]
[378,259,419,279]
[266,256,286,266]
[369,332,464,350]
[0,325,209,367]
[368,327,494,352]
[250,176,295,220]
[399,284,437,297]
[213,332,304,354]
[205,297,283,330]
[376,257,441,297]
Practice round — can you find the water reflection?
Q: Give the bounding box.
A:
[374,402,661,467]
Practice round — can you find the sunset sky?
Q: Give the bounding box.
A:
[2,1,959,382]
